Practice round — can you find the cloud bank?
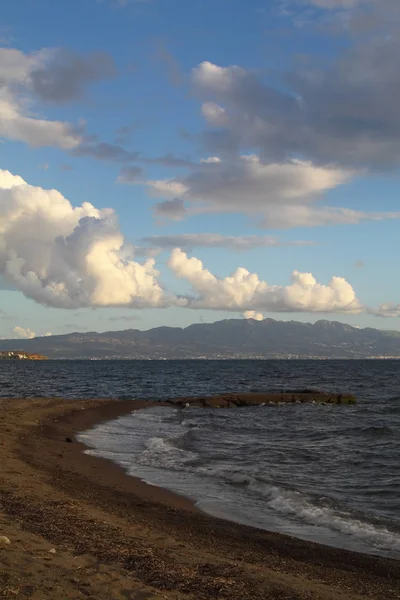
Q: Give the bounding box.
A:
[368,304,400,318]
[148,36,400,228]
[1,169,396,318]
[169,248,363,314]
[148,155,399,228]
[192,49,400,170]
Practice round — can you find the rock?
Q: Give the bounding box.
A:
[0,536,11,545]
[65,437,74,443]
[168,390,356,408]
[48,548,57,554]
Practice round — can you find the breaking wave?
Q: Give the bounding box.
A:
[80,401,400,559]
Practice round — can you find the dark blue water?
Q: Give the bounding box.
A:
[1,358,399,400]
[2,360,400,558]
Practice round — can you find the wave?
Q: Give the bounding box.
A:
[199,467,400,554]
[79,405,400,557]
[137,435,199,470]
[266,486,400,553]
[362,425,394,436]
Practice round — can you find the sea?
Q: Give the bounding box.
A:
[1,359,400,559]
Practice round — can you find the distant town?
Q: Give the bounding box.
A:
[2,352,399,361]
[0,351,48,360]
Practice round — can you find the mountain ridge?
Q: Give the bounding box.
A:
[1,318,400,359]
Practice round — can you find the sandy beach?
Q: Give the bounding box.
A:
[1,398,399,600]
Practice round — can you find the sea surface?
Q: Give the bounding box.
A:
[1,359,400,559]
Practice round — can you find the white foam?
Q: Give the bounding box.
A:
[264,485,400,552]
[78,407,400,558]
[195,466,400,554]
[137,435,198,470]
[129,408,173,423]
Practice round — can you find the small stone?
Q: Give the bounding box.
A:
[48,548,56,554]
[0,536,11,545]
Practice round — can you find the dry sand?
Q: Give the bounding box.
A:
[0,397,399,600]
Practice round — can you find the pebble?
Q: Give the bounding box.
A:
[0,536,11,545]
[48,548,57,554]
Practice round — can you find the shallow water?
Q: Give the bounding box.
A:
[2,359,399,558]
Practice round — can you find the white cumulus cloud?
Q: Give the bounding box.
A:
[169,248,363,314]
[13,326,36,339]
[243,310,264,321]
[0,170,166,309]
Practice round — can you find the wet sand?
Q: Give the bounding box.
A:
[1,397,399,600]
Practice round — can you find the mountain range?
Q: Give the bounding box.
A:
[1,318,400,359]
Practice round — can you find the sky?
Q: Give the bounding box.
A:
[1,0,400,339]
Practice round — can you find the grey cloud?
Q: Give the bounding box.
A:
[134,246,161,258]
[72,142,138,162]
[178,128,196,142]
[115,124,136,137]
[145,155,400,228]
[367,304,400,318]
[97,0,151,9]
[114,122,138,145]
[142,154,194,168]
[304,0,364,7]
[153,198,187,220]
[192,9,400,171]
[0,47,98,150]
[0,276,16,291]
[0,45,135,162]
[155,41,184,87]
[30,49,116,104]
[259,206,400,229]
[117,165,143,183]
[142,233,315,251]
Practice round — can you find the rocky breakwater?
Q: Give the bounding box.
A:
[166,390,356,409]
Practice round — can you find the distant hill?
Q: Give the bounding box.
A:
[1,318,400,359]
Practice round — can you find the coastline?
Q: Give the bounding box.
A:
[1,398,399,600]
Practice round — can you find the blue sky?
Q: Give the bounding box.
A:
[1,0,400,339]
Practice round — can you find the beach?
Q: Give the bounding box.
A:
[1,398,399,600]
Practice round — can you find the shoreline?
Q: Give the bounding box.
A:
[39,398,199,514]
[1,398,400,599]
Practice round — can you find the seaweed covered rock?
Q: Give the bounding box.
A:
[166,391,356,409]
